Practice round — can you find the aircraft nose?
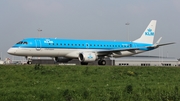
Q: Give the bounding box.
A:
[7,48,16,55]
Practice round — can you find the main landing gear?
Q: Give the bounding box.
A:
[80,60,106,65]
[98,59,106,65]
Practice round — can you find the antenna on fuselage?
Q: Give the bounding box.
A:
[37,28,42,38]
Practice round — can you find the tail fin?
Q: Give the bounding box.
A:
[133,20,157,44]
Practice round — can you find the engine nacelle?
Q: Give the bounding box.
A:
[78,52,97,62]
[54,57,72,63]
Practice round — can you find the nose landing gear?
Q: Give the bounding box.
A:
[26,56,32,65]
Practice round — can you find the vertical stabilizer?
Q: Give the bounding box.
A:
[133,20,157,44]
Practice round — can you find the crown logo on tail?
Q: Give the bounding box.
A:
[145,28,154,36]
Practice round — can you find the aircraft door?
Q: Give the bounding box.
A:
[35,39,41,51]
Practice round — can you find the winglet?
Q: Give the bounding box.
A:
[154,37,162,46]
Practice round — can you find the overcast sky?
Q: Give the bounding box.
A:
[0,0,180,60]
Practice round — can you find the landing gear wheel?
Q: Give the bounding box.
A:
[101,60,106,65]
[27,61,32,65]
[98,60,102,65]
[26,56,32,65]
[81,62,88,65]
[98,60,106,65]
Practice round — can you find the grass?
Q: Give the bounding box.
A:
[0,64,180,101]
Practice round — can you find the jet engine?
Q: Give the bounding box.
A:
[78,52,97,62]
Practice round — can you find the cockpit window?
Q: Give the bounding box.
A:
[16,41,28,44]
[23,42,28,44]
[16,41,23,44]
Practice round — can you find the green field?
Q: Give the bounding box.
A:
[0,65,180,101]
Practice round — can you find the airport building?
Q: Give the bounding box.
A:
[113,56,178,66]
[0,60,4,64]
[30,56,179,66]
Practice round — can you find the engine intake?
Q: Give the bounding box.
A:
[78,52,97,62]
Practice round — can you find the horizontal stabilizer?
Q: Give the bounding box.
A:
[146,37,175,48]
[147,42,175,48]
[156,42,175,47]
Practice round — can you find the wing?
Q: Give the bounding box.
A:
[95,47,140,56]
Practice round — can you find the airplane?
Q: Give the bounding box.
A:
[7,20,174,65]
